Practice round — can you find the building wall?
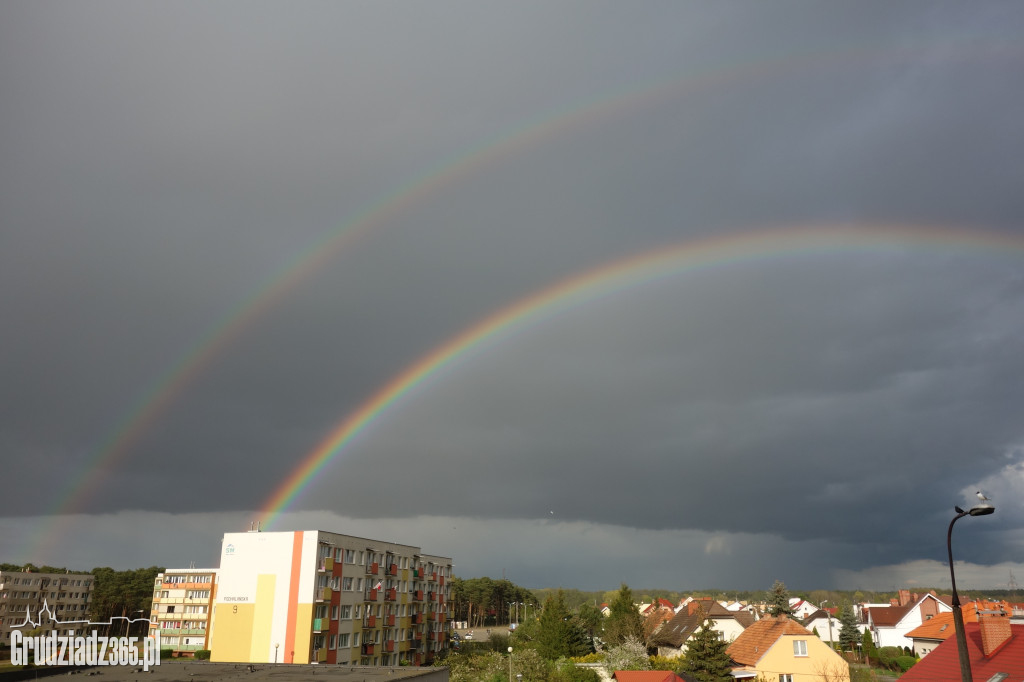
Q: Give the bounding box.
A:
[0,571,94,644]
[756,634,850,682]
[149,567,218,654]
[209,530,453,667]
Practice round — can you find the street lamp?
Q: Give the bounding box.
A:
[508,646,513,682]
[948,502,995,682]
[819,600,834,648]
[275,643,279,663]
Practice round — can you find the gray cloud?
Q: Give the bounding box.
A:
[3,1,1024,589]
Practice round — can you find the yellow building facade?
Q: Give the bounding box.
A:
[209,529,452,666]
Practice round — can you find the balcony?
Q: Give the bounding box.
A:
[318,557,334,572]
[412,613,423,625]
[361,643,375,655]
[312,618,327,632]
[387,563,397,576]
[429,572,437,582]
[384,614,395,627]
[365,562,379,575]
[316,587,332,602]
[363,615,376,628]
[385,640,395,652]
[385,588,397,602]
[364,589,378,602]
[428,591,435,602]
[412,568,420,578]
[413,590,423,601]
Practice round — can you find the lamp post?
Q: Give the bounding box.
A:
[819,600,834,648]
[508,646,513,682]
[275,643,279,663]
[947,503,995,682]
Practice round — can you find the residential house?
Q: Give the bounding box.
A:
[650,599,754,659]
[727,615,850,682]
[899,608,1024,681]
[612,672,686,682]
[801,608,840,646]
[788,599,818,620]
[865,591,951,649]
[905,600,1012,658]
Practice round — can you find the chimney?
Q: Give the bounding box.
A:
[978,608,1012,657]
[898,589,911,607]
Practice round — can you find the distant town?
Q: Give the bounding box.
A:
[3,526,1024,680]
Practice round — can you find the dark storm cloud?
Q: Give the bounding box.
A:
[3,1,1024,588]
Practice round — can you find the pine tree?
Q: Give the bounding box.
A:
[678,619,733,682]
[838,603,860,652]
[605,584,645,645]
[766,580,792,617]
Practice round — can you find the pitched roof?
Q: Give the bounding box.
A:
[726,616,812,667]
[865,603,911,627]
[651,600,734,648]
[905,612,957,642]
[900,622,1024,681]
[612,672,685,682]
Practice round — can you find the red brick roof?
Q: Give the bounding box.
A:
[726,616,812,666]
[612,672,685,682]
[899,623,1024,681]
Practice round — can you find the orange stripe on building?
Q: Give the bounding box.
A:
[283,530,304,662]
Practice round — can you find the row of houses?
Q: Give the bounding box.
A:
[634,590,1024,681]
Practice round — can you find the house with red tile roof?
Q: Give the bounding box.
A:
[650,599,755,659]
[726,615,850,681]
[900,608,1024,681]
[904,599,1014,658]
[865,591,950,649]
[611,672,686,682]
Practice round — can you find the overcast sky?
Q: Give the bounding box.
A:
[3,2,1024,592]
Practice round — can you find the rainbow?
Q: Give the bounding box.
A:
[259,223,1024,524]
[22,40,1020,560]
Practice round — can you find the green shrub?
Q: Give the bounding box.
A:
[896,655,916,672]
[194,649,211,660]
[160,648,174,660]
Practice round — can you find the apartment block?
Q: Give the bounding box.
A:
[209,530,453,666]
[0,569,94,644]
[149,567,218,655]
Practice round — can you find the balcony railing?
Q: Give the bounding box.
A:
[363,615,376,628]
[318,558,334,572]
[365,562,379,575]
[387,564,397,576]
[385,588,397,602]
[312,618,327,632]
[385,640,395,652]
[364,589,378,602]
[361,643,374,655]
[412,613,423,624]
[316,587,332,602]
[413,590,423,601]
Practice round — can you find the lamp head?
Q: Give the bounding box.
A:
[969,503,995,516]
[955,505,965,514]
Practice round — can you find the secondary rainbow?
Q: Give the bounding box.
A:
[260,223,1024,524]
[24,40,1019,561]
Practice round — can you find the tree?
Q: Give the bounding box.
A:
[534,590,593,660]
[677,619,733,682]
[603,636,650,673]
[838,603,860,652]
[605,584,645,645]
[577,602,603,638]
[766,580,792,617]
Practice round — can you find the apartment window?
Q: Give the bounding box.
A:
[353,633,360,647]
[340,605,352,619]
[343,578,354,591]
[329,635,336,650]
[335,548,342,561]
[345,550,356,564]
[780,676,794,682]
[338,633,349,648]
[793,640,808,657]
